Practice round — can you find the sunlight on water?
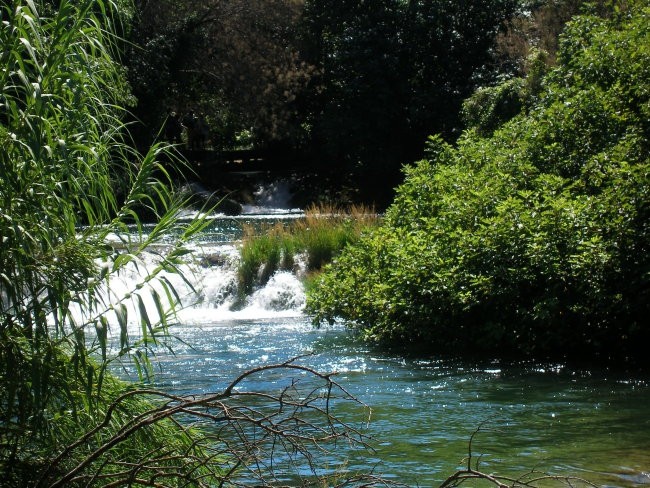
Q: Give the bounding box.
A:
[117,315,650,487]
[100,211,650,487]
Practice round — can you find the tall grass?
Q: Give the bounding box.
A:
[237,204,379,296]
[0,1,213,484]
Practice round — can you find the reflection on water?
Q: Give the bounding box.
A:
[120,317,650,487]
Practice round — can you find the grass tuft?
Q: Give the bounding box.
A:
[237,204,379,297]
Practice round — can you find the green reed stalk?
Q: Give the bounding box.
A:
[0,1,213,483]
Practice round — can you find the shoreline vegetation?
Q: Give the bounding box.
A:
[236,204,379,299]
[305,3,649,366]
[1,0,647,486]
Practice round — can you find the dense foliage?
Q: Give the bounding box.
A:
[300,0,517,170]
[307,3,650,364]
[124,0,624,209]
[125,0,311,148]
[0,0,216,484]
[124,0,520,207]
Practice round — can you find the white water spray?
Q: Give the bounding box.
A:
[242,180,301,215]
[82,241,306,337]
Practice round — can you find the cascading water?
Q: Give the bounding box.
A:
[79,206,650,487]
[240,177,302,215]
[94,210,307,334]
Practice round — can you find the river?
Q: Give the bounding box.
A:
[109,209,650,487]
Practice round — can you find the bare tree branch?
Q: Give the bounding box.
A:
[39,357,388,488]
[440,419,599,488]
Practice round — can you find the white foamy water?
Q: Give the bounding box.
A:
[179,269,306,324]
[70,201,310,337]
[84,242,306,336]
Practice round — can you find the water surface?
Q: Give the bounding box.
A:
[124,316,650,487]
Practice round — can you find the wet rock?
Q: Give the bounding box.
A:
[199,253,229,268]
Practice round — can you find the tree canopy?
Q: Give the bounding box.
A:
[306,2,650,364]
[125,0,310,148]
[124,0,518,205]
[301,0,517,170]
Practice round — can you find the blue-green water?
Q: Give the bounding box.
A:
[133,317,650,487]
[115,214,650,487]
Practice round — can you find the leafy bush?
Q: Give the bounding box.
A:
[306,4,650,363]
[461,77,526,136]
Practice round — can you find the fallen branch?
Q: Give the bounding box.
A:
[440,419,598,488]
[39,357,392,488]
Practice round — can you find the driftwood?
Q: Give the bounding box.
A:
[38,359,598,488]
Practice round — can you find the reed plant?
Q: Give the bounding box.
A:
[237,204,379,296]
[0,0,215,484]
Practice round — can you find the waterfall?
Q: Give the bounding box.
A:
[179,246,306,324]
[84,218,307,336]
[93,246,304,332]
[242,179,302,215]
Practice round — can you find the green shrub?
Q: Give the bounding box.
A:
[307,4,650,363]
[236,205,378,298]
[461,77,526,135]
